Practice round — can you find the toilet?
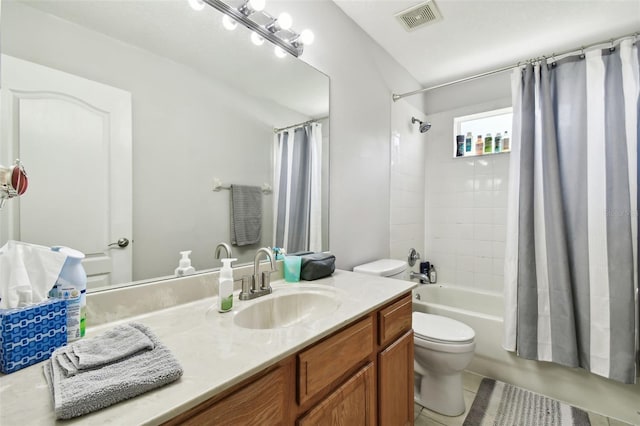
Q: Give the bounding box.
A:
[353,258,476,416]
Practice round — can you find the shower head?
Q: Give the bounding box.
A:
[411,116,431,133]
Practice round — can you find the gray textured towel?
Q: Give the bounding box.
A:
[43,322,183,420]
[230,184,262,246]
[54,323,155,377]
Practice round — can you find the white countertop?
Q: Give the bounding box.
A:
[0,270,415,425]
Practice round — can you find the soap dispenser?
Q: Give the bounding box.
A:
[175,251,196,277]
[218,258,237,312]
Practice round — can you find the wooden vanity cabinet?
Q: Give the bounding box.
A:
[377,294,414,425]
[166,292,413,426]
[378,330,414,426]
[164,361,295,426]
[297,362,376,426]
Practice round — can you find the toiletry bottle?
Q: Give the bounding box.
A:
[218,258,236,312]
[494,132,502,152]
[456,135,465,157]
[465,132,472,154]
[175,250,196,276]
[484,133,493,153]
[502,131,510,151]
[52,247,87,341]
[475,135,484,155]
[429,264,437,284]
[420,261,430,284]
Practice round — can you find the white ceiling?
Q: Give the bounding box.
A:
[333,0,640,89]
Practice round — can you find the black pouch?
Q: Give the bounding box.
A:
[298,252,336,281]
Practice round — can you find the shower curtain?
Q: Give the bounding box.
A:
[273,123,322,253]
[503,38,639,383]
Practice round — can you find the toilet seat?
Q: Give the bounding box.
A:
[412,312,475,344]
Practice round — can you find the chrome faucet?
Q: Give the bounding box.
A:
[410,271,431,283]
[239,247,277,300]
[215,242,232,259]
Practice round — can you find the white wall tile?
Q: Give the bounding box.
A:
[455,269,475,286]
[423,98,512,292]
[473,224,494,241]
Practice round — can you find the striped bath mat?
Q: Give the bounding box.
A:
[463,378,591,426]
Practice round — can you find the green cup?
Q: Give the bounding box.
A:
[284,256,302,282]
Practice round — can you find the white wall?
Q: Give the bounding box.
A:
[278,0,425,269]
[5,0,427,273]
[389,100,426,263]
[424,97,511,292]
[3,3,313,280]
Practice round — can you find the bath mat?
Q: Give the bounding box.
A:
[463,378,591,426]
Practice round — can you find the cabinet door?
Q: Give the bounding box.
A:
[378,294,412,347]
[177,366,288,425]
[297,362,376,426]
[298,316,373,405]
[378,330,414,426]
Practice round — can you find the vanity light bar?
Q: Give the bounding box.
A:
[201,0,305,57]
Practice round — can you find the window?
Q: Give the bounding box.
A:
[453,107,512,158]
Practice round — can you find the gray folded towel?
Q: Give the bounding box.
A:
[43,322,183,420]
[53,323,155,377]
[230,184,262,246]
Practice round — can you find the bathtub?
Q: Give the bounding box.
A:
[411,283,640,424]
[411,284,503,373]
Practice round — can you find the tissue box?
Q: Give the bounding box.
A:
[0,298,67,374]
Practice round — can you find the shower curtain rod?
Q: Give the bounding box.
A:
[273,116,329,133]
[392,32,639,102]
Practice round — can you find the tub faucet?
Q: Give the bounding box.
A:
[410,271,431,283]
[239,247,277,300]
[215,242,232,259]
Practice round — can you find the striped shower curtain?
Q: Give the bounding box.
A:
[272,123,322,253]
[503,38,639,383]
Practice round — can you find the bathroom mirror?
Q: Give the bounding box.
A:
[0,0,330,292]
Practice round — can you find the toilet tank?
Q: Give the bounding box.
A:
[353,259,409,280]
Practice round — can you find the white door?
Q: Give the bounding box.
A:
[0,55,132,290]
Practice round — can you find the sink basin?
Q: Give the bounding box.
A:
[234,288,342,329]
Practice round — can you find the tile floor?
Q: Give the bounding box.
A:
[413,371,634,426]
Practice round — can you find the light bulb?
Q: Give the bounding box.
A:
[299,29,314,45]
[274,46,287,58]
[222,15,237,31]
[251,32,265,46]
[277,12,292,30]
[248,0,265,12]
[188,0,205,11]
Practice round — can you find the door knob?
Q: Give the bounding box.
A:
[108,238,130,248]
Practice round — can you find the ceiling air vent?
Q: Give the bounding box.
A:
[395,0,443,31]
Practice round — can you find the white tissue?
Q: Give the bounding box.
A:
[0,240,67,309]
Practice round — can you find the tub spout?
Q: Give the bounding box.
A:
[410,271,431,283]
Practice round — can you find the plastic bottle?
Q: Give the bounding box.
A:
[456,135,465,157]
[465,132,472,154]
[494,132,502,153]
[52,247,87,341]
[420,261,430,284]
[484,133,493,154]
[502,131,510,151]
[218,258,236,312]
[175,251,196,276]
[428,264,437,284]
[475,135,484,155]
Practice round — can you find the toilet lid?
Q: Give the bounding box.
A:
[412,312,475,344]
[353,259,407,277]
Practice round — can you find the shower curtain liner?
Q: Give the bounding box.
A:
[503,39,639,383]
[273,123,322,253]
